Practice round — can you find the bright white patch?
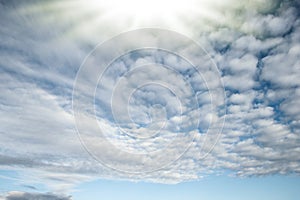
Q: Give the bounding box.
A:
[89,0,196,20]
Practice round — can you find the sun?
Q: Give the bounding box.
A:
[87,0,198,22]
[34,0,228,40]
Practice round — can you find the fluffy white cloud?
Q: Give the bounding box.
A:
[0,0,300,197]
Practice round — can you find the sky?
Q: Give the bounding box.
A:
[1,0,300,199]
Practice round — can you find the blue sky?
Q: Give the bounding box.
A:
[1,0,300,199]
[72,175,300,200]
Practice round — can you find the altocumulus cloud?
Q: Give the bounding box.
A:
[0,0,300,195]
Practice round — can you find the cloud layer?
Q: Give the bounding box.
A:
[0,192,71,200]
[0,0,300,196]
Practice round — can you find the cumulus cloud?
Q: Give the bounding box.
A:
[1,0,300,197]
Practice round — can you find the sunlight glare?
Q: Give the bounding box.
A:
[88,0,199,21]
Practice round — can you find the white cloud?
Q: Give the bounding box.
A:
[1,0,300,197]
